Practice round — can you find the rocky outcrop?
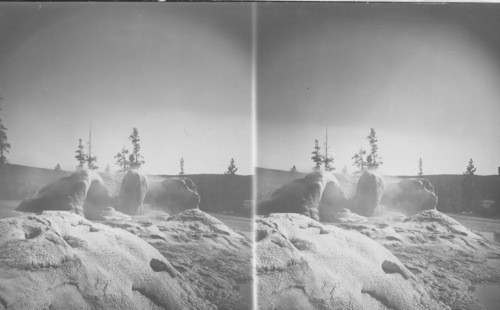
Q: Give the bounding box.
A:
[257,171,335,221]
[256,213,440,310]
[382,178,438,215]
[0,209,252,310]
[0,211,192,309]
[117,170,148,215]
[146,178,200,215]
[104,209,252,310]
[351,171,384,217]
[319,179,349,222]
[15,170,111,218]
[337,209,500,310]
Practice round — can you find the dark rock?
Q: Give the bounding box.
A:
[319,179,348,222]
[16,170,111,218]
[117,170,148,215]
[146,178,200,215]
[351,171,384,217]
[257,171,335,221]
[382,178,438,215]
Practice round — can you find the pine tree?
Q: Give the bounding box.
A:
[114,147,130,173]
[342,165,347,175]
[179,157,185,176]
[87,155,98,170]
[311,139,323,170]
[418,158,423,176]
[105,164,111,173]
[75,138,87,170]
[54,164,62,171]
[460,158,479,212]
[0,96,11,166]
[323,126,335,171]
[352,148,367,173]
[225,158,238,175]
[87,125,98,170]
[366,128,382,169]
[290,165,297,173]
[129,127,145,168]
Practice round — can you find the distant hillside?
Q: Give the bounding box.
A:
[0,164,252,216]
[256,167,307,201]
[0,164,71,199]
[256,167,500,214]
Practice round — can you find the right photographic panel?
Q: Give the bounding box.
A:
[255,3,500,310]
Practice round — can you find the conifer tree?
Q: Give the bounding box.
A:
[460,158,479,212]
[87,125,98,170]
[87,154,98,170]
[75,138,87,170]
[54,164,62,171]
[352,148,367,173]
[366,128,382,169]
[129,127,145,168]
[311,139,323,170]
[114,147,130,173]
[225,158,238,175]
[323,126,335,171]
[290,165,297,173]
[179,157,185,176]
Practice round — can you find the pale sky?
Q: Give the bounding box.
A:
[257,3,500,176]
[0,3,252,175]
[2,3,500,177]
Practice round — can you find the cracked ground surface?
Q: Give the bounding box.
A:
[257,210,500,310]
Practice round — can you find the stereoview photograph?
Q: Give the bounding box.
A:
[1,2,500,310]
[0,3,252,310]
[255,3,500,310]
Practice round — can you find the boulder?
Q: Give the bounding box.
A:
[15,170,111,218]
[381,178,438,215]
[319,179,348,222]
[256,213,439,310]
[350,171,384,217]
[117,169,148,215]
[257,171,336,221]
[145,178,200,215]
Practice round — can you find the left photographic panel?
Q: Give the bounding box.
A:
[0,2,253,310]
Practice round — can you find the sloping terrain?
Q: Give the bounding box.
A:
[338,210,500,309]
[257,210,500,310]
[0,209,252,310]
[257,213,440,310]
